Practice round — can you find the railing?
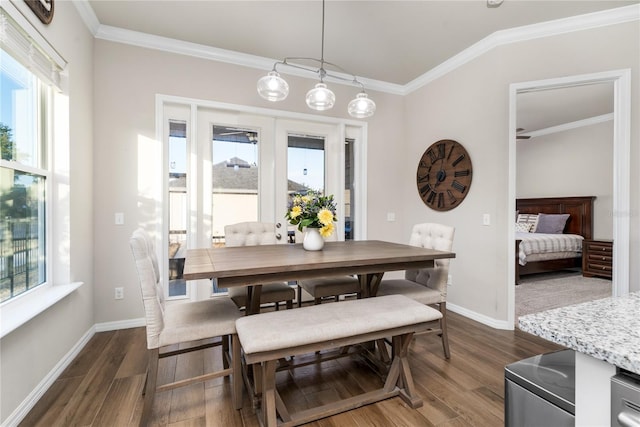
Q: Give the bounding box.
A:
[0,220,42,303]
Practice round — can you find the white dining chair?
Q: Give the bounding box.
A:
[130,228,243,425]
[376,223,455,358]
[224,222,295,312]
[296,230,361,306]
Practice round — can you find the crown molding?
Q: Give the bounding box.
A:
[72,0,100,35]
[74,1,639,96]
[404,4,639,94]
[519,113,614,140]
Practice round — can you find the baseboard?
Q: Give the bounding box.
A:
[1,326,96,427]
[94,317,146,332]
[447,302,513,330]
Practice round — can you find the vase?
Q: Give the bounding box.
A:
[303,227,324,251]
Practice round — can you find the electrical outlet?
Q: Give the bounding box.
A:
[447,274,452,286]
[115,287,124,300]
[115,212,125,225]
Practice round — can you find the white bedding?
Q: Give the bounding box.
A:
[516,232,584,266]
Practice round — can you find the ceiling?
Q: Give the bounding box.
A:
[86,1,635,135]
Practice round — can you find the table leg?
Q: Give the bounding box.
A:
[247,285,263,315]
[358,272,384,298]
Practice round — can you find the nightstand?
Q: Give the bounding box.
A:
[582,239,613,279]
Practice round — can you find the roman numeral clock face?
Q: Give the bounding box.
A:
[416,139,473,211]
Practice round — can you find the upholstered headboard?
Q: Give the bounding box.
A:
[516,196,595,239]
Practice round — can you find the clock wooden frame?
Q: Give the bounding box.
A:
[25,0,54,25]
[416,139,473,211]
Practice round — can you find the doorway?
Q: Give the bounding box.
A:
[507,69,631,327]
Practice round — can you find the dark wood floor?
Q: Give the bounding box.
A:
[20,310,563,426]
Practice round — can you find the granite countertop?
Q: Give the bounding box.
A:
[518,292,640,375]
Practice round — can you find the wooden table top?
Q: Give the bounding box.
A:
[183,240,455,287]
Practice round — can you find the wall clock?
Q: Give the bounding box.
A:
[416,139,473,211]
[25,0,54,25]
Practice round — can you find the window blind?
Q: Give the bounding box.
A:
[0,6,66,89]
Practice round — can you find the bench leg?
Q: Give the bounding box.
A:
[261,359,278,427]
[390,333,423,409]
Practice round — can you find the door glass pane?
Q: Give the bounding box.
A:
[287,134,325,241]
[211,126,259,247]
[168,121,187,297]
[345,138,355,240]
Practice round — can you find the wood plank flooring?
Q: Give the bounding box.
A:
[19,311,563,426]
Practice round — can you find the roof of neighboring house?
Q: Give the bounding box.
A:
[169,158,309,193]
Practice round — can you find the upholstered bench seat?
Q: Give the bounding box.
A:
[236,294,442,426]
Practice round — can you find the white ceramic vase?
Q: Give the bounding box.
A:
[303,227,324,251]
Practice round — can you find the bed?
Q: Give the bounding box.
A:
[515,196,595,284]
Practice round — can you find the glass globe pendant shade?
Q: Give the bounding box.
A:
[348,92,376,118]
[306,83,336,111]
[257,71,289,102]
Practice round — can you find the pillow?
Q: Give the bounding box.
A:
[517,214,539,231]
[534,213,570,234]
[515,222,533,233]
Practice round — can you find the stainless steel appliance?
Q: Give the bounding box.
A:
[505,349,575,426]
[612,370,640,427]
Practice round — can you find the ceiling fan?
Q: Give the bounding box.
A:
[516,128,531,140]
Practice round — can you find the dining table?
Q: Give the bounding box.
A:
[184,239,456,416]
[183,239,456,315]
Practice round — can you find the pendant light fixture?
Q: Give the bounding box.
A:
[257,0,376,118]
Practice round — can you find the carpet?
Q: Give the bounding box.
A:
[515,270,612,321]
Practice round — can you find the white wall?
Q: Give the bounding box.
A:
[0,1,94,423]
[404,21,639,322]
[517,121,614,239]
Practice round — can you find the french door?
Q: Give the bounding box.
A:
[164,102,353,300]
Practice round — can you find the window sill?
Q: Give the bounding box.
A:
[0,282,84,339]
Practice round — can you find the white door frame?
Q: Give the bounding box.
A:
[507,69,631,327]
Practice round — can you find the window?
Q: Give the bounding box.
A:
[0,6,64,306]
[168,121,187,297]
[0,49,50,303]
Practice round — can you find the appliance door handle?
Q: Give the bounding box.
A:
[619,409,640,427]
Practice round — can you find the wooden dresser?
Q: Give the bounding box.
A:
[582,239,613,279]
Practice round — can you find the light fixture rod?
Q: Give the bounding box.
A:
[256,0,376,118]
[320,0,325,64]
[275,57,365,91]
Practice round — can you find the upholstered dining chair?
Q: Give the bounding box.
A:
[296,231,361,306]
[376,223,455,359]
[224,222,295,312]
[130,228,243,426]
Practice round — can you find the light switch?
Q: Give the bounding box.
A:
[115,212,125,225]
[483,213,490,226]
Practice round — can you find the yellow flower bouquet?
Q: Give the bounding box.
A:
[285,191,337,238]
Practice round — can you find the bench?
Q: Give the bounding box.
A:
[235,294,443,427]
